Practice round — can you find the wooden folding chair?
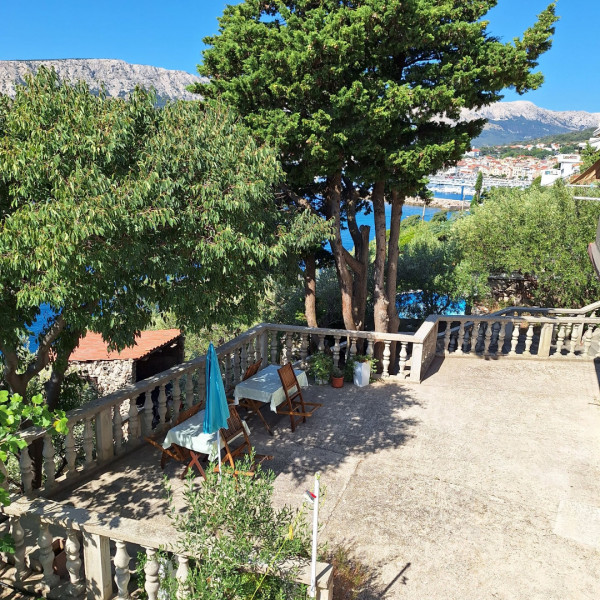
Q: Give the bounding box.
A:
[236,359,275,436]
[276,363,321,432]
[215,405,272,477]
[145,402,208,480]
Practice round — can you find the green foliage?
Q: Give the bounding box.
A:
[344,355,378,382]
[579,143,600,174]
[0,67,327,401]
[165,456,310,599]
[198,0,557,195]
[307,352,334,381]
[452,183,600,307]
[0,391,67,505]
[396,219,472,316]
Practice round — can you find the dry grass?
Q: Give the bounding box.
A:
[327,545,372,600]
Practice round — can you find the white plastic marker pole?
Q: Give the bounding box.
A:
[309,472,320,598]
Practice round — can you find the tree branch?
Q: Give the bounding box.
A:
[25,314,66,379]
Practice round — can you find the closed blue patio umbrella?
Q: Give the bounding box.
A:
[204,342,230,475]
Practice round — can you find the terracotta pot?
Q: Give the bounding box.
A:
[331,375,344,388]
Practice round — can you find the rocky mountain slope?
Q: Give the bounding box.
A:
[467,101,600,146]
[0,58,203,104]
[0,59,597,145]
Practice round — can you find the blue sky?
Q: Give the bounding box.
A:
[1,1,597,112]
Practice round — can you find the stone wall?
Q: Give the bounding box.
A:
[69,360,136,396]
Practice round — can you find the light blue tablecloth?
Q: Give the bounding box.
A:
[233,364,308,412]
[162,408,248,461]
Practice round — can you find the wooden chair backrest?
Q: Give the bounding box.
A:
[221,405,246,442]
[175,402,203,426]
[243,359,262,381]
[278,363,300,394]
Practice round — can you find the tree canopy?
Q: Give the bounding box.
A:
[196,0,558,338]
[0,68,325,406]
[453,184,600,307]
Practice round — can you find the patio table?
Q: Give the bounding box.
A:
[162,408,249,462]
[234,364,308,412]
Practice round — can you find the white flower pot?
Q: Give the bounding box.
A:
[353,362,371,387]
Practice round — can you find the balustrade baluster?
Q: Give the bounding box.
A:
[260,331,268,367]
[484,323,493,356]
[523,323,534,356]
[175,555,190,599]
[144,548,160,600]
[583,326,593,357]
[42,434,55,491]
[158,384,167,426]
[398,342,408,377]
[172,377,181,424]
[349,336,357,358]
[475,322,485,354]
[299,334,309,361]
[463,323,474,355]
[285,333,293,365]
[128,398,140,445]
[113,405,123,456]
[241,343,249,373]
[82,417,95,466]
[66,529,84,597]
[382,341,391,377]
[270,332,278,364]
[233,347,241,385]
[332,336,341,368]
[555,326,565,357]
[317,334,325,354]
[224,354,232,389]
[443,321,451,354]
[197,368,206,407]
[366,338,374,357]
[19,447,34,495]
[143,391,154,436]
[185,372,194,409]
[39,523,59,588]
[60,430,76,479]
[509,322,520,356]
[496,322,507,356]
[568,323,579,356]
[455,323,465,355]
[114,540,131,599]
[10,516,28,581]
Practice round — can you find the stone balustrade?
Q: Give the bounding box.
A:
[1,496,333,600]
[436,315,600,359]
[15,323,434,497]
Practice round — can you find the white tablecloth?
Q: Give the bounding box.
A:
[162,408,248,462]
[233,364,308,412]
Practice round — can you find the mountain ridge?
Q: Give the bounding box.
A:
[0,58,597,146]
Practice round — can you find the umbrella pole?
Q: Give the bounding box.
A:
[217,429,222,480]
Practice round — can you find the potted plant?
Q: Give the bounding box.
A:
[307,352,333,385]
[330,366,344,388]
[345,355,378,387]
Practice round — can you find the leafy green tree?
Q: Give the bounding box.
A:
[0,391,67,505]
[164,457,311,600]
[196,0,557,339]
[452,183,600,307]
[0,68,326,411]
[579,143,600,174]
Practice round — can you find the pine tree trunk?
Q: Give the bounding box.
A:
[328,171,357,331]
[386,191,404,371]
[303,253,318,328]
[372,181,388,334]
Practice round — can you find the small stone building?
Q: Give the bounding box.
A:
[68,329,184,396]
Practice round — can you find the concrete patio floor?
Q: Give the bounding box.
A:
[53,356,600,599]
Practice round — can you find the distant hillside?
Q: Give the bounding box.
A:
[516,127,597,147]
[468,101,600,146]
[0,58,204,104]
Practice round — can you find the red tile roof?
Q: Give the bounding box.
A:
[68,329,182,362]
